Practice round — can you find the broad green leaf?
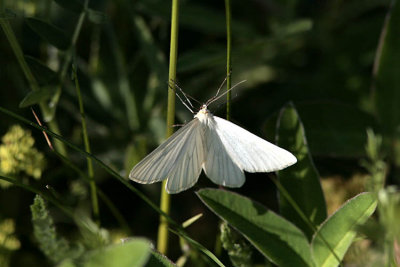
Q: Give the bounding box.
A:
[26,17,70,50]
[277,103,327,240]
[311,192,377,267]
[197,189,314,267]
[83,239,151,267]
[19,86,56,107]
[374,0,400,139]
[146,251,177,267]
[53,0,84,13]
[25,56,58,86]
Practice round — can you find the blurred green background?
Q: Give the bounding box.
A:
[0,0,398,266]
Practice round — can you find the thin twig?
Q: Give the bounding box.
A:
[31,108,54,151]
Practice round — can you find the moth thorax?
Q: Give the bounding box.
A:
[195,105,211,124]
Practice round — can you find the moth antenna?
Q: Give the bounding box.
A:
[170,80,194,108]
[207,80,246,106]
[168,80,200,113]
[205,73,231,105]
[175,90,195,113]
[169,80,201,107]
[214,74,229,98]
[213,90,240,112]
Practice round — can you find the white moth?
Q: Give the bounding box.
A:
[129,88,297,193]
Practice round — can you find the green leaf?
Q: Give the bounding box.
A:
[87,9,107,24]
[25,56,58,86]
[26,17,70,50]
[19,86,56,107]
[53,0,84,13]
[83,239,151,267]
[146,250,177,267]
[374,0,400,139]
[311,192,377,267]
[277,103,327,240]
[197,189,314,267]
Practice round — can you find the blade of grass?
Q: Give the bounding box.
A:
[72,64,100,225]
[225,0,232,121]
[157,0,180,255]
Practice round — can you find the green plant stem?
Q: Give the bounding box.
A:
[72,66,100,226]
[157,0,180,255]
[225,0,232,121]
[0,15,67,155]
[214,0,232,257]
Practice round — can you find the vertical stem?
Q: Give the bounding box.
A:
[157,0,180,254]
[214,0,233,257]
[72,65,100,225]
[225,0,232,121]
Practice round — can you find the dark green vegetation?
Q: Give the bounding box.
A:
[0,0,399,266]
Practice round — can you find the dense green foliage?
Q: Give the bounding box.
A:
[1,0,400,266]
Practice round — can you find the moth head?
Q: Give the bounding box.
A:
[199,104,208,114]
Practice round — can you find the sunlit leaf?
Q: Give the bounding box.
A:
[197,189,314,267]
[146,250,177,267]
[83,239,151,267]
[277,103,327,240]
[311,193,377,267]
